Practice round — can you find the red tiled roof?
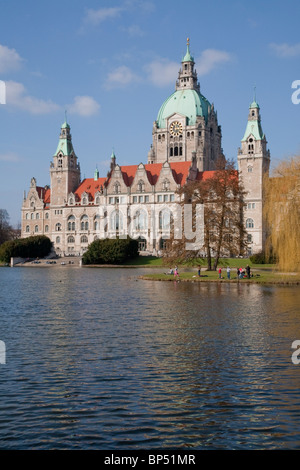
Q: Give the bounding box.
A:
[44,188,51,204]
[36,163,239,206]
[196,169,239,182]
[74,177,107,201]
[119,161,192,187]
[36,186,51,204]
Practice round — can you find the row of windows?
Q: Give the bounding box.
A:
[25,212,50,220]
[26,215,256,234]
[157,194,175,203]
[56,235,88,245]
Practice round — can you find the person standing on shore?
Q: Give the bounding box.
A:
[246,265,251,279]
[198,265,201,277]
[227,266,231,279]
[218,267,222,279]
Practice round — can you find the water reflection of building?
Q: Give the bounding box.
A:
[21,40,270,256]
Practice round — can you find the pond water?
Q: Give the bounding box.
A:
[0,266,300,449]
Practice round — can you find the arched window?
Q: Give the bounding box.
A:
[36,213,39,220]
[26,225,30,233]
[45,225,49,232]
[68,236,75,243]
[246,218,254,228]
[81,235,88,243]
[247,234,253,243]
[94,215,100,231]
[95,196,100,205]
[82,197,88,205]
[159,209,171,230]
[68,215,76,231]
[134,210,147,231]
[25,213,29,220]
[110,210,123,231]
[45,212,49,219]
[55,223,62,231]
[56,236,61,244]
[80,215,89,231]
[31,213,34,220]
[69,198,74,205]
[58,159,62,168]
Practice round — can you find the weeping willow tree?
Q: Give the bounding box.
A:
[264,156,300,272]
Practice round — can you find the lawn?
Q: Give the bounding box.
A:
[124,255,274,269]
[139,268,300,285]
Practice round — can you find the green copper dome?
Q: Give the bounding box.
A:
[156,89,211,129]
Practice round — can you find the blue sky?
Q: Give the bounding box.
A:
[1,0,300,226]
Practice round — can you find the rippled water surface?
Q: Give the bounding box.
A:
[0,266,300,449]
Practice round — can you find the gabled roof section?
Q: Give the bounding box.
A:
[169,161,193,185]
[35,186,51,206]
[74,177,106,200]
[118,162,193,187]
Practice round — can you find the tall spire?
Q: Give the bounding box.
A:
[183,37,194,62]
[176,38,199,92]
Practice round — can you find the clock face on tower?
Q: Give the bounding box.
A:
[169,121,183,136]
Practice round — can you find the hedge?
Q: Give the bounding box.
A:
[82,237,139,265]
[0,235,52,263]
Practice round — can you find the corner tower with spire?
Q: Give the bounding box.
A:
[238,95,270,254]
[148,38,225,171]
[50,119,81,206]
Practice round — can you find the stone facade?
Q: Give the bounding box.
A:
[21,41,270,257]
[238,100,270,255]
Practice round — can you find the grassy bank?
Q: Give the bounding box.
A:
[123,256,274,269]
[140,269,300,285]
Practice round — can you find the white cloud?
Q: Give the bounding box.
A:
[80,2,154,32]
[0,44,24,73]
[145,59,179,87]
[144,49,232,87]
[269,42,300,58]
[81,6,123,30]
[105,66,141,89]
[6,81,60,114]
[67,95,100,117]
[122,24,145,37]
[195,49,232,76]
[0,152,20,162]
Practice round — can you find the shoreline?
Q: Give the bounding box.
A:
[139,274,300,286]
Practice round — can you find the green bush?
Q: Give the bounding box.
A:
[82,237,139,265]
[0,235,52,263]
[250,251,276,264]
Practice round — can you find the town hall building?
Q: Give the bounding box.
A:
[21,40,270,257]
